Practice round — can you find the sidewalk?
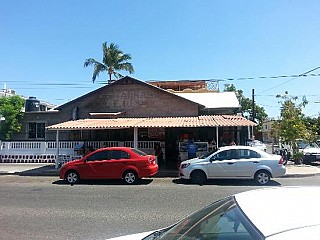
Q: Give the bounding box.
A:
[282,162,320,178]
[1,162,320,178]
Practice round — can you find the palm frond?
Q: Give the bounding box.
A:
[84,58,99,67]
[118,53,132,62]
[117,63,135,74]
[91,62,106,83]
[113,72,124,79]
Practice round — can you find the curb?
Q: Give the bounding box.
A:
[1,171,320,178]
[1,166,320,178]
[281,172,320,178]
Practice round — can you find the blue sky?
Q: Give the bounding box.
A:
[1,0,320,118]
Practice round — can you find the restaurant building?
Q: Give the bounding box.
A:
[1,76,255,168]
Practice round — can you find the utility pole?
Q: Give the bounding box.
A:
[252,89,255,122]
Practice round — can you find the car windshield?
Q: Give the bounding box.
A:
[297,141,320,149]
[131,148,148,156]
[144,196,263,240]
[198,150,216,159]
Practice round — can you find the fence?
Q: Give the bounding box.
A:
[0,140,164,164]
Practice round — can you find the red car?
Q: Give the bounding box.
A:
[59,147,158,184]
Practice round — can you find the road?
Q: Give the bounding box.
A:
[1,175,320,240]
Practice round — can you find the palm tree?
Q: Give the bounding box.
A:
[84,42,134,84]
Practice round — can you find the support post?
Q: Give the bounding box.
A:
[216,126,219,149]
[252,126,254,139]
[133,127,138,149]
[55,130,60,169]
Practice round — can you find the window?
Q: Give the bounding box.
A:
[28,122,45,139]
[87,150,110,161]
[237,149,261,159]
[87,150,130,161]
[110,150,130,159]
[131,148,148,156]
[159,196,263,240]
[213,150,238,160]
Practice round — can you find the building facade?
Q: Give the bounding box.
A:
[2,76,255,168]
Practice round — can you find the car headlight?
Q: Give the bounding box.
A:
[180,163,190,169]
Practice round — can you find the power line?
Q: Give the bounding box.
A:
[207,73,320,82]
[2,72,320,87]
[257,66,320,95]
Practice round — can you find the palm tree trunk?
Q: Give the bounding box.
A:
[108,73,112,85]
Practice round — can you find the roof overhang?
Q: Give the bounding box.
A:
[46,115,256,131]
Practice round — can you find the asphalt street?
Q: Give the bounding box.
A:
[1,174,320,240]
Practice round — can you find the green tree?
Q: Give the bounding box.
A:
[84,42,134,84]
[0,95,25,140]
[303,115,320,136]
[271,92,316,155]
[224,84,268,131]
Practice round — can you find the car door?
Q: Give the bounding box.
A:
[207,149,237,177]
[81,150,112,178]
[105,150,131,178]
[235,149,261,177]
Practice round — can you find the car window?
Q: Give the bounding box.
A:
[212,150,238,161]
[131,148,148,156]
[110,150,130,160]
[158,196,263,240]
[86,150,110,161]
[249,150,261,158]
[237,149,261,159]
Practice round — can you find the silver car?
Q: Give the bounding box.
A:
[179,146,286,185]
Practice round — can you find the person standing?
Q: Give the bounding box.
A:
[154,143,164,167]
[187,140,197,159]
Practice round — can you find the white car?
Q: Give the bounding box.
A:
[297,140,320,164]
[107,187,320,240]
[247,139,267,151]
[179,145,285,185]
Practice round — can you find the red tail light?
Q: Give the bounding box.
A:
[147,156,156,165]
[278,157,284,165]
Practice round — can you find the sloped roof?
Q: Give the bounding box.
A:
[173,92,240,109]
[46,115,255,130]
[54,76,204,110]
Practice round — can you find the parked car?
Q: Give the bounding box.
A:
[59,147,158,184]
[107,186,320,240]
[179,145,285,185]
[246,139,267,151]
[296,140,320,164]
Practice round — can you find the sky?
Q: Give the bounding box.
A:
[1,0,320,118]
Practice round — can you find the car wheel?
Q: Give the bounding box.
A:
[190,170,207,185]
[123,171,138,184]
[254,170,271,185]
[65,171,80,184]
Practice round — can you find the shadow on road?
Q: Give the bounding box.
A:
[18,165,57,177]
[172,178,281,186]
[52,178,154,186]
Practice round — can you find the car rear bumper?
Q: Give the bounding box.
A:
[273,166,286,178]
[139,165,158,178]
[304,154,320,162]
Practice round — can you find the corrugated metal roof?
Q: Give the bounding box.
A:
[46,115,256,130]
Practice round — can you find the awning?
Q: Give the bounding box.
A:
[46,115,256,130]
